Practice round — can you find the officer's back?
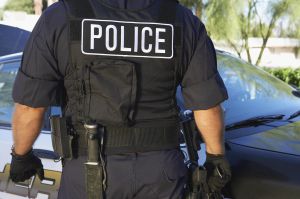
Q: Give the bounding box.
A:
[9,1,230,199]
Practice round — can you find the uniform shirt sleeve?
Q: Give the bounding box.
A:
[181,16,228,110]
[12,2,68,107]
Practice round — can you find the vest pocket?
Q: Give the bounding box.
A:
[85,59,137,126]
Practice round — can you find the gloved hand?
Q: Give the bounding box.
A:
[204,152,231,194]
[10,148,44,183]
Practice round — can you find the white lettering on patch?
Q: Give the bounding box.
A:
[81,19,174,59]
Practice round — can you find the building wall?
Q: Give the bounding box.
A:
[216,38,300,68]
[242,47,300,68]
[1,11,39,31]
[0,0,56,31]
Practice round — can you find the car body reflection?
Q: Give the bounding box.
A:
[217,52,300,125]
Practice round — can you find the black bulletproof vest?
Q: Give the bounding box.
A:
[62,0,183,128]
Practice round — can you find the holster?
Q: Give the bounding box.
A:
[181,113,207,199]
[181,113,224,199]
[50,115,74,160]
[184,164,209,199]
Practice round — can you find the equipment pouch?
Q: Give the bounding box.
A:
[84,59,137,126]
[50,115,73,159]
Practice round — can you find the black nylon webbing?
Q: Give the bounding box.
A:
[157,0,182,97]
[73,125,180,154]
[157,0,181,47]
[105,126,179,148]
[64,0,96,41]
[70,20,81,41]
[64,0,95,41]
[63,0,95,18]
[157,0,178,23]
[174,25,182,46]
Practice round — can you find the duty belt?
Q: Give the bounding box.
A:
[72,125,180,155]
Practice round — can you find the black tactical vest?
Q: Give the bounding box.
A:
[62,0,183,128]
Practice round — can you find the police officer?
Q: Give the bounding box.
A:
[9,0,231,199]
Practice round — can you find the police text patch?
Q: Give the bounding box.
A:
[81,19,174,59]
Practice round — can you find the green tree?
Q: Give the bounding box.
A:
[180,0,300,66]
[205,0,244,56]
[4,0,34,14]
[277,1,300,39]
[205,0,243,39]
[0,9,3,20]
[208,0,299,65]
[253,0,299,65]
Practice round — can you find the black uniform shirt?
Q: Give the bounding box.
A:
[13,0,228,110]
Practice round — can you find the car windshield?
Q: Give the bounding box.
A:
[217,52,300,125]
[0,60,19,126]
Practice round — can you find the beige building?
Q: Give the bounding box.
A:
[244,38,300,68]
[216,38,300,68]
[1,0,58,31]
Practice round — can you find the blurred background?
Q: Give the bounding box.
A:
[0,0,299,87]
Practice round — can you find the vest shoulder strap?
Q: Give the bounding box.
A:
[157,0,178,24]
[157,0,181,47]
[62,0,95,18]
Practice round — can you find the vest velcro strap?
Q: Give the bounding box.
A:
[70,20,81,41]
[157,0,178,23]
[63,0,95,18]
[174,25,182,46]
[74,125,180,155]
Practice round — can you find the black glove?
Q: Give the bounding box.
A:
[204,152,231,194]
[10,148,44,183]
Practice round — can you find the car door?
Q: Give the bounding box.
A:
[0,56,62,199]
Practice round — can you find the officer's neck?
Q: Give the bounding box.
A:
[101,0,155,10]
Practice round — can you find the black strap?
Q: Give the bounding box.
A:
[174,25,182,47]
[63,0,96,41]
[157,0,182,99]
[69,20,81,41]
[73,125,180,155]
[63,0,95,18]
[105,126,179,147]
[157,0,178,23]
[157,0,182,48]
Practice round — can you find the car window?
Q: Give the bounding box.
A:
[0,60,19,126]
[217,53,300,124]
[0,59,51,130]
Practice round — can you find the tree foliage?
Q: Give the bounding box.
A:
[4,0,34,14]
[277,0,300,38]
[264,67,300,87]
[249,0,299,65]
[0,9,3,20]
[209,0,294,65]
[180,0,300,66]
[205,0,243,41]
